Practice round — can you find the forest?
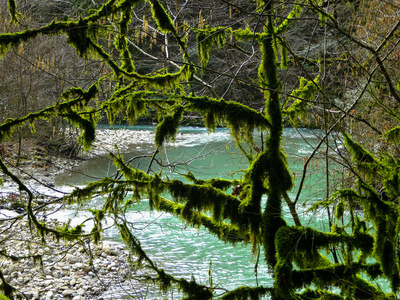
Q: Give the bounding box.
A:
[1,0,400,299]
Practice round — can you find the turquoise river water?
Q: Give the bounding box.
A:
[55,125,334,299]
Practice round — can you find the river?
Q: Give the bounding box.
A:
[54,125,332,299]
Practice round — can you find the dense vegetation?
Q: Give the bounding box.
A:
[1,0,400,299]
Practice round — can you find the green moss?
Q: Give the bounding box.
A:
[177,276,212,299]
[196,26,227,70]
[385,126,400,145]
[275,226,373,260]
[353,275,387,299]
[7,0,20,23]
[115,9,135,73]
[343,133,376,164]
[167,179,246,226]
[154,105,184,147]
[103,90,150,124]
[0,85,98,144]
[284,76,320,125]
[149,0,177,34]
[157,197,247,243]
[0,269,13,298]
[299,288,344,300]
[219,286,272,300]
[66,18,92,57]
[183,95,271,139]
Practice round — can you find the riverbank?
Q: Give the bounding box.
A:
[0,129,156,299]
[0,218,135,300]
[1,129,155,188]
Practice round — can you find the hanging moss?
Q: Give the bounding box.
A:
[299,288,344,300]
[234,27,258,41]
[1,0,132,57]
[157,197,246,244]
[271,224,392,298]
[196,26,227,71]
[204,178,234,191]
[104,91,148,124]
[119,220,214,297]
[0,269,14,298]
[154,105,184,147]
[177,277,213,299]
[219,286,272,300]
[279,40,288,69]
[385,126,400,145]
[65,18,92,57]
[284,76,320,125]
[275,226,373,260]
[139,68,185,91]
[115,8,135,73]
[183,95,271,139]
[352,275,390,299]
[290,263,391,299]
[0,30,43,56]
[0,84,98,143]
[118,221,155,270]
[275,4,303,35]
[343,133,376,164]
[56,221,84,241]
[167,179,246,227]
[59,109,95,150]
[7,0,20,23]
[148,0,177,34]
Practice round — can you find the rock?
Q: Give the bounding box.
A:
[45,290,54,299]
[32,289,40,299]
[77,288,85,295]
[62,289,75,297]
[66,254,80,263]
[22,290,34,298]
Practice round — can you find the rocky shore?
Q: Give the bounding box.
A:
[0,219,135,300]
[0,129,156,299]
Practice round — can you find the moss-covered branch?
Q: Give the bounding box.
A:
[182,95,271,137]
[157,197,247,244]
[220,286,273,300]
[0,84,98,148]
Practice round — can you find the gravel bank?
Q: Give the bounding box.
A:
[0,219,137,300]
[0,129,156,299]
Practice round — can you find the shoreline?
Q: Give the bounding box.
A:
[0,128,156,300]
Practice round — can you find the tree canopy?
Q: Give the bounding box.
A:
[1,0,400,299]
